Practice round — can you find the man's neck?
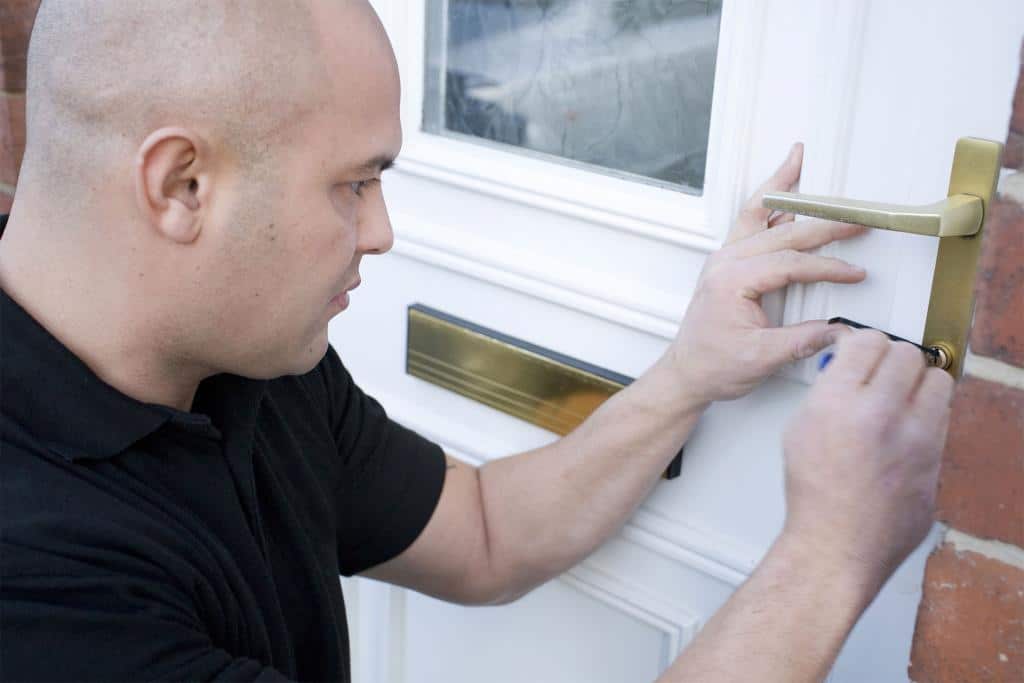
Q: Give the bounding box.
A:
[0,214,205,412]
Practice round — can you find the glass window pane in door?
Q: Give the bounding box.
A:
[423,0,723,193]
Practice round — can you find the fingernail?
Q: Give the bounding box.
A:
[818,351,834,371]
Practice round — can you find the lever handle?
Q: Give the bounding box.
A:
[756,136,1004,378]
[762,191,983,237]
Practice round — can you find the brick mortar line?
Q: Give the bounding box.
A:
[964,350,1024,390]
[0,182,15,195]
[944,528,1024,569]
[1000,169,1024,203]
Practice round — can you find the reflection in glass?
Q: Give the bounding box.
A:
[424,0,722,193]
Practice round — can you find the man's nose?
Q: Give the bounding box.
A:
[358,194,394,255]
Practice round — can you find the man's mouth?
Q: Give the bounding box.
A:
[329,277,361,310]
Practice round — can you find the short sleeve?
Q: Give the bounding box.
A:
[320,345,446,576]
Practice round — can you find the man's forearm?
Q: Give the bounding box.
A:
[476,353,708,602]
[658,533,877,682]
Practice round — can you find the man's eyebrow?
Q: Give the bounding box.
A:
[356,155,396,174]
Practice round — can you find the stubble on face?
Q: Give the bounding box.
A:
[195,0,405,379]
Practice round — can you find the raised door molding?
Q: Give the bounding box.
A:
[777,0,871,384]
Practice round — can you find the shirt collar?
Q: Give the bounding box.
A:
[1,286,176,460]
[0,214,266,461]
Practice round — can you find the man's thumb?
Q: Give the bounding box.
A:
[759,320,850,367]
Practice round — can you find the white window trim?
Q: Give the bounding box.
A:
[377,0,768,250]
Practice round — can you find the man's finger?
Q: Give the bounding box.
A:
[755,319,844,368]
[735,250,866,300]
[864,340,928,405]
[751,319,856,371]
[908,366,956,425]
[767,211,795,228]
[817,329,892,388]
[725,143,803,245]
[741,143,803,221]
[730,219,869,260]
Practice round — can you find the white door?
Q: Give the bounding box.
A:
[331,2,1024,681]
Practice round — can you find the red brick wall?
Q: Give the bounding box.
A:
[0,0,37,213]
[909,42,1024,683]
[1,5,1021,682]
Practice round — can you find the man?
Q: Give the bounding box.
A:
[0,1,954,681]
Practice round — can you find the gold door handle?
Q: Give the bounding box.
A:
[762,192,983,237]
[760,137,1003,378]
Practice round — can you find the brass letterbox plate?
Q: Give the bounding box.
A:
[406,304,683,479]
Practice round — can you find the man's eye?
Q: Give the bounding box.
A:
[349,181,367,196]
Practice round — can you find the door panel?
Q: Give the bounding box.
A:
[333,1,1024,681]
[402,578,670,683]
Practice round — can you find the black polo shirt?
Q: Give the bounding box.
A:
[0,215,447,682]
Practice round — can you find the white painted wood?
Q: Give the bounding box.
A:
[776,0,871,383]
[339,577,362,682]
[401,578,668,683]
[337,2,1024,681]
[390,224,685,339]
[385,0,771,244]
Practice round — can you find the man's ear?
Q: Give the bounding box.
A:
[134,127,210,244]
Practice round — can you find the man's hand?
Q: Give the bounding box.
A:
[665,143,869,404]
[661,327,956,682]
[781,327,956,591]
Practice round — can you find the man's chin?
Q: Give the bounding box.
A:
[254,334,330,380]
[294,332,331,375]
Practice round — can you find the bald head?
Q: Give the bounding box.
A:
[22,0,331,188]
